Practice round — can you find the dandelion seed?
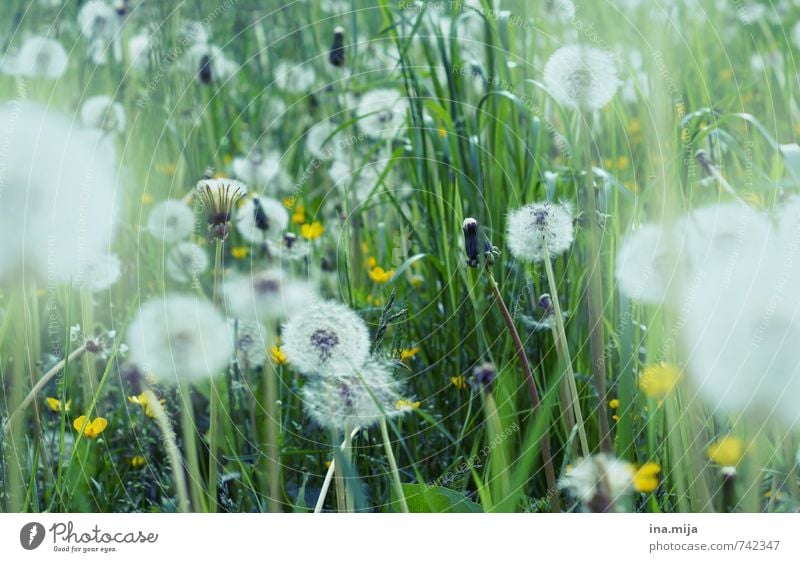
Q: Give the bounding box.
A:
[560,453,634,512]
[73,415,108,439]
[506,201,574,263]
[543,45,621,111]
[127,295,233,383]
[146,200,195,244]
[235,196,288,243]
[224,268,315,323]
[165,242,209,283]
[80,95,125,133]
[356,89,406,140]
[1,36,69,79]
[282,300,370,375]
[183,43,238,83]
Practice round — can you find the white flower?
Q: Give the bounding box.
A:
[235,196,288,243]
[183,43,238,83]
[1,36,69,79]
[615,224,680,304]
[72,252,121,292]
[273,61,317,94]
[281,300,370,375]
[78,0,118,40]
[146,200,195,243]
[356,89,406,139]
[301,359,407,432]
[0,102,119,283]
[127,294,232,383]
[224,269,315,323]
[231,150,285,188]
[166,242,209,283]
[560,453,634,512]
[305,121,346,161]
[230,318,267,369]
[506,201,574,263]
[543,45,621,111]
[80,95,126,133]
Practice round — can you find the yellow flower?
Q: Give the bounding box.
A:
[612,414,620,422]
[627,118,641,136]
[639,363,681,399]
[271,345,287,365]
[372,297,383,306]
[451,376,467,391]
[155,163,177,176]
[73,415,108,439]
[130,455,146,469]
[45,397,71,413]
[409,274,424,288]
[609,398,619,409]
[396,399,420,410]
[223,154,233,166]
[400,347,420,363]
[719,68,733,82]
[231,246,249,260]
[616,156,629,171]
[300,221,324,240]
[633,462,661,493]
[292,203,306,224]
[707,436,744,467]
[283,196,295,209]
[141,193,155,205]
[368,266,394,284]
[367,256,377,269]
[437,127,447,138]
[127,391,165,419]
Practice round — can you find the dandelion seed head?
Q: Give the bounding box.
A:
[146,200,195,243]
[80,95,126,133]
[78,0,118,40]
[230,318,267,369]
[1,36,69,79]
[356,89,406,140]
[615,224,678,304]
[235,196,288,243]
[224,268,316,323]
[71,252,121,292]
[165,242,209,283]
[543,45,621,111]
[273,61,317,94]
[560,453,634,512]
[281,300,370,375]
[506,201,574,262]
[127,294,232,384]
[232,150,285,189]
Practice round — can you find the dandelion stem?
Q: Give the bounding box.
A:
[541,246,590,458]
[147,384,191,513]
[207,238,225,512]
[484,270,560,512]
[581,123,612,453]
[264,344,282,513]
[315,427,360,513]
[380,416,409,513]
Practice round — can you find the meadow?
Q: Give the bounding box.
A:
[1,0,800,514]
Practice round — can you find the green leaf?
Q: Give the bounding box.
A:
[395,484,483,513]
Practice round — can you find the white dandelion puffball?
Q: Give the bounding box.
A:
[0,102,119,283]
[615,224,680,305]
[78,0,118,40]
[1,36,69,79]
[80,95,126,133]
[72,252,121,292]
[273,61,317,94]
[561,453,634,511]
[127,295,233,383]
[506,201,574,263]
[231,150,283,188]
[224,269,315,323]
[230,318,267,369]
[235,196,288,243]
[301,360,407,432]
[543,45,621,111]
[281,300,370,375]
[328,159,386,203]
[267,234,311,263]
[166,242,210,283]
[356,89,406,140]
[182,43,238,83]
[682,240,800,428]
[127,31,152,70]
[305,121,345,161]
[146,200,195,243]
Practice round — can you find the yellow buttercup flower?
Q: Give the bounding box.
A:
[707,436,744,467]
[719,68,733,82]
[131,455,146,469]
[231,246,249,260]
[283,196,296,209]
[292,202,306,224]
[627,118,641,136]
[46,397,71,413]
[633,462,661,493]
[400,347,420,363]
[437,126,447,138]
[367,256,377,269]
[127,391,165,419]
[141,193,155,205]
[271,345,287,365]
[155,163,177,176]
[73,415,108,439]
[609,398,619,409]
[616,156,629,171]
[639,363,681,400]
[300,221,324,240]
[368,266,394,284]
[396,399,420,410]
[451,376,467,391]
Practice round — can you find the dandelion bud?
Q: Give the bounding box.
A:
[329,26,345,68]
[463,217,480,267]
[198,54,213,84]
[471,362,497,393]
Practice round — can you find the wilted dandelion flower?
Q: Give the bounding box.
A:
[235,196,288,243]
[196,177,247,241]
[127,294,233,383]
[166,242,209,283]
[224,269,315,323]
[231,150,285,188]
[356,89,406,139]
[1,36,69,78]
[560,453,635,512]
[543,45,621,111]
[0,102,119,283]
[230,318,267,369]
[506,201,574,262]
[282,300,370,375]
[146,200,195,243]
[80,95,126,133]
[301,359,408,431]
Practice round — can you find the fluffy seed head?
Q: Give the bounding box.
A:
[356,89,406,139]
[1,36,69,79]
[560,453,634,512]
[166,241,209,283]
[146,200,195,244]
[80,95,126,133]
[224,268,316,323]
[543,45,621,111]
[235,196,288,243]
[506,201,574,262]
